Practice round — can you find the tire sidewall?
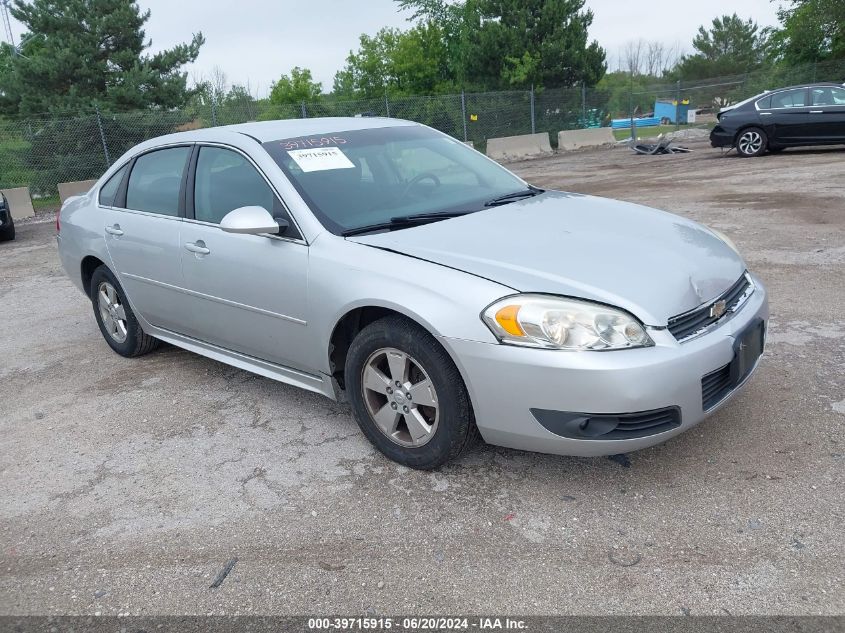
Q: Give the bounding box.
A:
[345,316,473,469]
[90,266,146,357]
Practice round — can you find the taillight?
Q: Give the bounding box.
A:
[56,206,61,233]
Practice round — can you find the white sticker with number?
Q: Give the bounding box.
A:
[287,147,355,172]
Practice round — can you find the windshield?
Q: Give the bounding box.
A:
[262,125,528,235]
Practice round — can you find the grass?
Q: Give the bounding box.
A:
[32,194,61,212]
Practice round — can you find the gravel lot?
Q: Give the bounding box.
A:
[1,141,843,616]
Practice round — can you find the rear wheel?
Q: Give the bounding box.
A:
[90,265,159,358]
[345,315,477,469]
[736,127,767,157]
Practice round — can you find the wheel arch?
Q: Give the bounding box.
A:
[327,302,466,395]
[80,255,107,298]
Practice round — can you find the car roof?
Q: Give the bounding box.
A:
[141,117,419,147]
[768,82,844,92]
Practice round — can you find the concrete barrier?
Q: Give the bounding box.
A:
[557,128,616,151]
[0,187,34,220]
[58,179,97,203]
[486,133,552,161]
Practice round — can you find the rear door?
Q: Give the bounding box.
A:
[177,144,311,371]
[808,86,845,142]
[101,145,192,332]
[757,88,811,144]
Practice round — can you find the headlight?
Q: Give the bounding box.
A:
[481,294,654,350]
[709,228,740,254]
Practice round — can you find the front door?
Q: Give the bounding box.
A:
[103,145,192,333]
[808,85,845,143]
[178,145,311,372]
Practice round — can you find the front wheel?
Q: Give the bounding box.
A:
[736,127,767,157]
[345,315,477,469]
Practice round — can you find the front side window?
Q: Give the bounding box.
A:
[811,86,845,106]
[125,146,191,216]
[771,89,807,109]
[98,164,128,207]
[262,126,527,235]
[193,147,275,224]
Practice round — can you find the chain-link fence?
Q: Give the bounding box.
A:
[1,58,843,198]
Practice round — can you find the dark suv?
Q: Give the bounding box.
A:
[0,192,15,241]
[710,83,845,157]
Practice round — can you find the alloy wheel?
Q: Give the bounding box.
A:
[97,281,128,343]
[361,347,439,448]
[738,130,763,155]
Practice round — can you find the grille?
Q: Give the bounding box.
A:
[668,274,753,342]
[702,363,732,410]
[531,407,681,440]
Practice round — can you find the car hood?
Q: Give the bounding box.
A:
[348,191,745,325]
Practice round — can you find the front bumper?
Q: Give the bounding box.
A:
[710,125,735,148]
[440,276,768,457]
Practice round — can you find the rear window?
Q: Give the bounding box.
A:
[771,89,807,109]
[98,164,128,207]
[126,147,191,216]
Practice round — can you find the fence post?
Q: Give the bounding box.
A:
[211,100,218,127]
[460,90,468,142]
[384,94,390,118]
[581,81,586,128]
[675,79,681,131]
[629,76,636,141]
[95,104,111,168]
[530,84,536,134]
[301,102,307,118]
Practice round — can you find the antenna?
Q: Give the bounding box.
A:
[1,0,15,50]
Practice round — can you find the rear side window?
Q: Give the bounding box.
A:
[756,95,772,109]
[126,147,191,216]
[771,89,807,109]
[98,164,128,207]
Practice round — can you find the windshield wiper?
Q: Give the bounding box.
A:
[341,211,473,237]
[484,186,544,207]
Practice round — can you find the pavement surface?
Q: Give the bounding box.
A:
[1,142,843,616]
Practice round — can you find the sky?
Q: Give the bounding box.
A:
[4,0,782,96]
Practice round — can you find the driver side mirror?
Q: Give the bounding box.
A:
[219,206,279,235]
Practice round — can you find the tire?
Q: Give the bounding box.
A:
[345,315,477,469]
[736,127,768,157]
[90,265,159,358]
[0,225,13,241]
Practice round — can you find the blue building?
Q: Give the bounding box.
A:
[654,99,690,124]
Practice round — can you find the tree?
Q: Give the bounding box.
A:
[0,0,204,117]
[676,14,767,79]
[768,0,845,64]
[333,24,453,98]
[453,0,606,89]
[268,67,322,104]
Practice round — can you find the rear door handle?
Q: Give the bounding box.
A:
[105,224,123,236]
[184,241,210,255]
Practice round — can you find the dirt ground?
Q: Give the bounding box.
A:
[1,140,843,616]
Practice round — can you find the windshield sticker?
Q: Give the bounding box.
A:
[286,147,355,172]
[282,136,348,150]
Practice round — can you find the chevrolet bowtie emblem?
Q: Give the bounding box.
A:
[710,299,727,319]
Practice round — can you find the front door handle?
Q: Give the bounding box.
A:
[105,224,123,236]
[184,241,210,255]
[810,110,824,114]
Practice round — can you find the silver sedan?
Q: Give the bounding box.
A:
[56,118,768,468]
